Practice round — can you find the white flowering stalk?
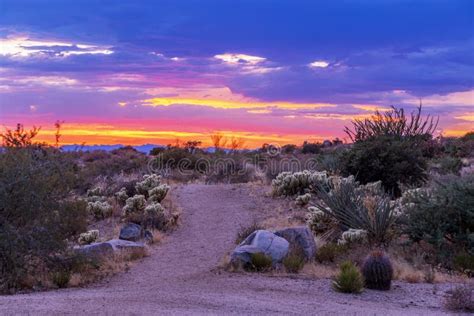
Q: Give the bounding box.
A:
[87,201,113,220]
[148,184,170,203]
[338,229,368,246]
[78,230,99,245]
[296,193,311,206]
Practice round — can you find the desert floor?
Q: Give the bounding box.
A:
[0,184,453,315]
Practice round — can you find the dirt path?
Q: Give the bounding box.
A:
[0,184,449,315]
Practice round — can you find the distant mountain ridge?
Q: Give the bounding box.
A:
[60,144,220,154]
[60,144,163,154]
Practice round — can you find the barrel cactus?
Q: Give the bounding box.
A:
[361,250,393,290]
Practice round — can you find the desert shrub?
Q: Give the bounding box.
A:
[453,253,474,275]
[301,141,321,154]
[115,187,129,204]
[401,174,474,263]
[342,105,437,196]
[333,261,364,294]
[135,174,162,197]
[87,187,103,197]
[272,170,328,196]
[79,148,147,190]
[87,201,113,220]
[235,222,264,244]
[283,248,305,273]
[51,270,71,288]
[341,136,428,196]
[444,284,474,312]
[78,230,99,245]
[295,193,311,206]
[248,253,273,272]
[148,184,170,203]
[0,145,88,293]
[315,243,345,263]
[311,177,396,245]
[433,156,463,175]
[361,250,393,291]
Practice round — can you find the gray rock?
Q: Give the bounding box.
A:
[274,226,317,261]
[231,230,289,266]
[75,242,114,259]
[106,239,145,251]
[119,223,143,241]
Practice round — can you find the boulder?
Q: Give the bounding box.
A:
[75,242,114,259]
[274,226,317,261]
[231,230,289,266]
[106,239,145,251]
[119,223,143,241]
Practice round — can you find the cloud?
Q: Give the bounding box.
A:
[309,60,329,68]
[0,36,114,58]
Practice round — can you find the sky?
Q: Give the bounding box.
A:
[0,0,473,148]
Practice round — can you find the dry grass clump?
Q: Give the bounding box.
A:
[247,253,273,272]
[235,222,265,244]
[283,248,305,273]
[444,284,474,312]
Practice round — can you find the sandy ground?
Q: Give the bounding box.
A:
[0,184,456,315]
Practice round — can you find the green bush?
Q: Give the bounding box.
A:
[51,270,71,288]
[0,146,88,293]
[402,174,474,263]
[315,243,345,263]
[248,253,273,272]
[333,261,364,294]
[341,136,428,196]
[342,105,437,196]
[453,253,474,275]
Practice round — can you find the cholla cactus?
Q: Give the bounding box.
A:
[307,206,334,235]
[78,230,99,245]
[338,229,368,246]
[148,184,170,203]
[87,201,113,220]
[272,170,328,196]
[86,187,102,197]
[115,187,129,204]
[122,194,146,217]
[296,193,311,206]
[135,174,162,196]
[144,202,166,229]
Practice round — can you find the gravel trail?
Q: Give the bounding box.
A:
[0,184,449,315]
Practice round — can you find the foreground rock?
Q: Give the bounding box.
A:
[119,223,143,241]
[231,230,289,267]
[274,226,317,260]
[75,239,145,259]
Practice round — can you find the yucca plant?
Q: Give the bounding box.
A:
[311,177,395,245]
